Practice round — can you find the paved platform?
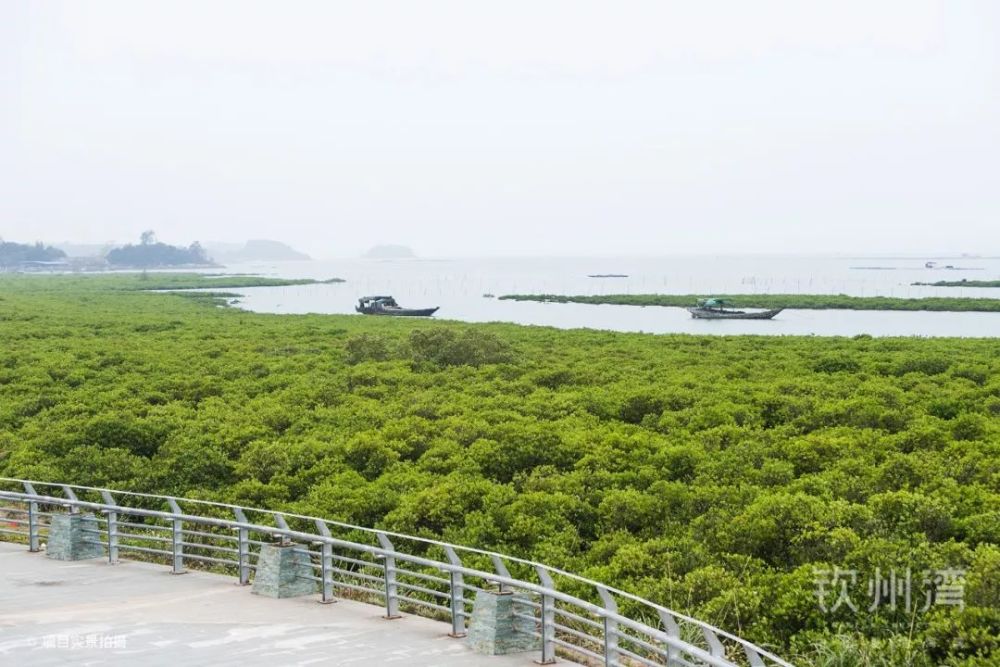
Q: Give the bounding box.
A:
[0,542,543,666]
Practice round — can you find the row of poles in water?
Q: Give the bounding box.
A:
[238,276,994,300]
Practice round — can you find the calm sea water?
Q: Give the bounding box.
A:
[210,256,1000,338]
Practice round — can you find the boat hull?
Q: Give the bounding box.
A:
[687,307,783,320]
[356,307,439,317]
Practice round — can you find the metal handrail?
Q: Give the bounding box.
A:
[0,477,792,667]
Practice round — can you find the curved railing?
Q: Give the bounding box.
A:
[0,478,792,667]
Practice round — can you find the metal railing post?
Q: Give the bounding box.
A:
[491,554,513,594]
[101,490,118,564]
[61,485,80,514]
[535,565,557,664]
[238,527,250,583]
[314,520,335,604]
[233,508,250,585]
[743,645,767,667]
[23,482,40,552]
[376,532,401,619]
[444,546,466,638]
[657,610,682,666]
[273,513,291,538]
[27,501,40,551]
[597,586,619,667]
[320,542,335,603]
[167,498,185,574]
[701,626,727,661]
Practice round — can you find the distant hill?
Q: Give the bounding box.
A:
[363,244,416,259]
[206,240,310,263]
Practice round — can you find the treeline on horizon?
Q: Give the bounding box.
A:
[0,274,997,665]
[1,231,216,269]
[102,230,214,268]
[500,292,1000,312]
[0,240,66,267]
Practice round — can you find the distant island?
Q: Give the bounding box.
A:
[206,239,310,263]
[499,292,1000,312]
[106,231,219,269]
[913,279,1000,288]
[0,240,67,271]
[363,244,416,259]
[6,233,313,271]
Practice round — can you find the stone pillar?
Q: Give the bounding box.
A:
[467,589,540,655]
[46,513,105,561]
[251,543,318,598]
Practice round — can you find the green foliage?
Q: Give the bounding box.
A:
[345,328,515,368]
[924,607,1000,662]
[812,355,862,373]
[408,328,514,367]
[500,292,1000,312]
[893,356,951,376]
[0,274,997,664]
[793,634,934,667]
[345,333,393,364]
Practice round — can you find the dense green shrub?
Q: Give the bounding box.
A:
[344,333,393,364]
[813,355,862,373]
[924,607,1000,662]
[408,328,514,367]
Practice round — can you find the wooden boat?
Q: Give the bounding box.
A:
[356,296,439,317]
[687,298,782,320]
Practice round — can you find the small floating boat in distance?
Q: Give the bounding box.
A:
[687,298,783,320]
[356,295,439,317]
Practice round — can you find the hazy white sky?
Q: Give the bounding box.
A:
[2,1,998,257]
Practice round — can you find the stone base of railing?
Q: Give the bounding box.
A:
[467,589,540,655]
[251,543,318,598]
[46,513,105,561]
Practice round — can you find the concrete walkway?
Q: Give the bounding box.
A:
[0,542,544,666]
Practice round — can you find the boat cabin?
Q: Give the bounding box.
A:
[356,296,399,312]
